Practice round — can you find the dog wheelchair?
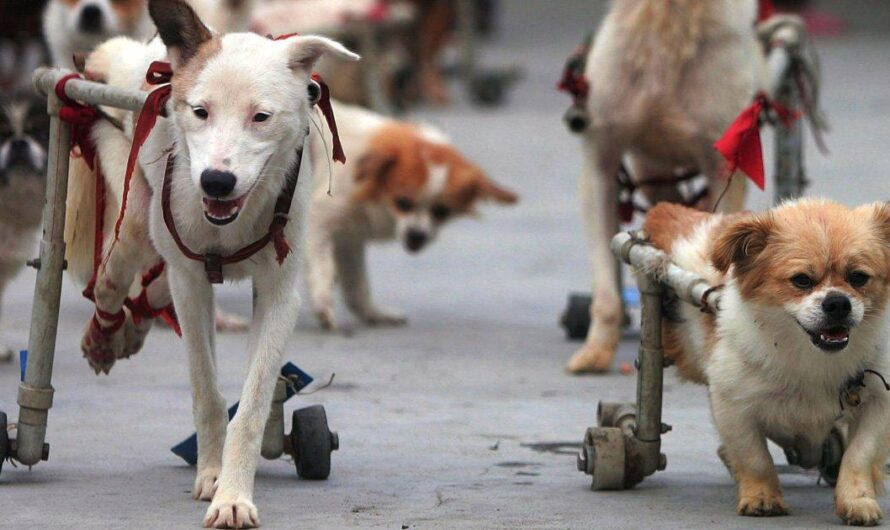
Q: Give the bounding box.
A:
[559,15,827,341]
[574,231,847,490]
[0,68,337,480]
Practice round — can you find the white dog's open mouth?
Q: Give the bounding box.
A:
[203,195,247,226]
[807,325,850,352]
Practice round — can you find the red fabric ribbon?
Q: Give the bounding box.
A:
[311,73,346,164]
[557,69,589,101]
[55,73,100,169]
[125,262,181,335]
[758,0,775,22]
[714,92,799,190]
[114,61,173,242]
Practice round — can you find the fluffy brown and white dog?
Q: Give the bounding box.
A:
[568,0,766,373]
[643,199,890,525]
[64,0,358,526]
[43,0,256,69]
[305,101,517,329]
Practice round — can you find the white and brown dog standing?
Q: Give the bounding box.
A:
[644,199,890,525]
[64,0,358,526]
[305,101,517,329]
[568,0,766,373]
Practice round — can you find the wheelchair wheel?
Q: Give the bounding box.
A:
[561,293,592,340]
[0,411,7,477]
[290,405,337,480]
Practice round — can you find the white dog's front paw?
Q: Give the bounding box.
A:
[837,496,883,526]
[203,495,259,529]
[361,306,407,327]
[315,306,337,330]
[193,468,220,501]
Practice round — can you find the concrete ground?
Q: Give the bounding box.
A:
[2,1,890,528]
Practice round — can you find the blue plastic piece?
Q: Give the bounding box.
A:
[19,350,27,382]
[170,362,314,465]
[622,286,641,306]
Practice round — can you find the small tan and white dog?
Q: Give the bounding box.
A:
[568,0,766,373]
[64,0,358,526]
[643,199,890,525]
[305,101,517,329]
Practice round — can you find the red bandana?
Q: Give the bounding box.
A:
[714,92,799,190]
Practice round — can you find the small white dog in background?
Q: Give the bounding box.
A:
[305,101,518,330]
[568,0,766,373]
[43,0,256,69]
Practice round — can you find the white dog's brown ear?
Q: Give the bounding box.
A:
[474,173,519,205]
[288,36,360,72]
[711,214,773,274]
[149,0,213,67]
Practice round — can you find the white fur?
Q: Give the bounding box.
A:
[69,26,357,527]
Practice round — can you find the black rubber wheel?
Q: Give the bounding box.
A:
[0,411,7,477]
[560,293,592,340]
[291,405,334,480]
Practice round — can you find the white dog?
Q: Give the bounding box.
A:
[304,101,517,329]
[568,0,766,373]
[64,0,358,526]
[644,200,890,525]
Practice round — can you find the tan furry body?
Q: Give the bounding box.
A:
[569,0,766,373]
[643,200,890,525]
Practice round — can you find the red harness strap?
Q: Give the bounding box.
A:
[161,150,303,283]
[714,92,799,190]
[124,261,181,335]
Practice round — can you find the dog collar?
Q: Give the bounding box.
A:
[161,148,303,284]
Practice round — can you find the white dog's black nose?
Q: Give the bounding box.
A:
[79,5,104,33]
[200,169,237,198]
[822,292,852,320]
[405,230,427,252]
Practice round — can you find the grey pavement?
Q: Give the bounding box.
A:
[2,1,890,528]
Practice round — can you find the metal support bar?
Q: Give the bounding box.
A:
[261,379,287,460]
[456,0,476,83]
[634,272,664,475]
[611,232,722,312]
[33,67,149,111]
[15,79,71,466]
[770,45,806,203]
[357,22,392,115]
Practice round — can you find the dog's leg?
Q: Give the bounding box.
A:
[711,391,788,516]
[305,211,339,330]
[168,268,227,503]
[336,236,406,326]
[835,396,890,526]
[567,137,623,374]
[204,261,300,529]
[84,179,157,374]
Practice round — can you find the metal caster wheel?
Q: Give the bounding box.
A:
[577,427,626,490]
[819,427,845,487]
[597,402,636,433]
[468,68,521,107]
[561,293,592,340]
[0,411,7,477]
[290,405,338,480]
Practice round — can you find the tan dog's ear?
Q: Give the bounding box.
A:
[711,213,773,274]
[871,202,890,245]
[149,0,213,67]
[473,173,518,205]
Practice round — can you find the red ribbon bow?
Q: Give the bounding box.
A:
[714,92,799,190]
[55,73,100,169]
